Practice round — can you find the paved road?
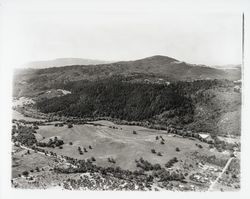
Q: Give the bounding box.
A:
[208,157,234,191]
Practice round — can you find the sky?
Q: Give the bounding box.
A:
[0,0,247,68]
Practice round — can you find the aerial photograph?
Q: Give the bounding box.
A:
[0,0,245,194]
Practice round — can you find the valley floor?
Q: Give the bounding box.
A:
[11,111,241,191]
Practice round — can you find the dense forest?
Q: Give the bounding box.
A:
[36,78,240,134]
[36,79,194,123]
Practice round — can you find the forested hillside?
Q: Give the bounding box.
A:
[35,79,241,135]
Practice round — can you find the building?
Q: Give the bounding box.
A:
[198,133,214,143]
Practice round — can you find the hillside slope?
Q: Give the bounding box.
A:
[34,79,241,136]
[13,55,241,97]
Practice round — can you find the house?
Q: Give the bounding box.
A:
[198,133,214,143]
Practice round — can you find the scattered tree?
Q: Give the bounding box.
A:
[22,171,29,177]
[157,152,162,156]
[151,149,156,154]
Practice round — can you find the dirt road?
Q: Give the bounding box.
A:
[208,157,234,191]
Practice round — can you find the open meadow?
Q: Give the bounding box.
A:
[35,120,228,171]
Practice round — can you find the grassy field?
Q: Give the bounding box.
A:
[12,146,56,178]
[12,110,45,122]
[36,120,227,171]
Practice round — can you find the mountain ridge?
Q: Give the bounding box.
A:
[14,55,241,97]
[23,58,115,69]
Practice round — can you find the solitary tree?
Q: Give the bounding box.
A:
[151,149,156,154]
[22,171,29,177]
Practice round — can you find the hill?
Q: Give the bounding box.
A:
[34,79,241,136]
[13,55,241,97]
[23,58,114,69]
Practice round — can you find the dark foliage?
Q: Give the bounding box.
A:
[13,126,37,146]
[36,79,195,123]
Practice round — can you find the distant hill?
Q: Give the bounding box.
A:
[24,58,114,69]
[13,55,241,97]
[211,64,241,70]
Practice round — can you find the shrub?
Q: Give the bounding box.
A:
[176,147,180,152]
[156,136,159,140]
[91,157,96,161]
[59,146,63,149]
[165,157,178,168]
[133,130,137,135]
[68,123,73,128]
[151,149,156,154]
[160,141,165,145]
[22,171,29,177]
[33,125,39,130]
[69,142,73,145]
[157,152,162,156]
[89,145,92,149]
[153,164,161,170]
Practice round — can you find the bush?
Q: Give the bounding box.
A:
[160,141,165,145]
[22,171,29,177]
[91,157,96,161]
[69,142,73,145]
[156,136,159,140]
[153,164,161,170]
[68,123,73,128]
[133,130,137,135]
[151,149,156,154]
[89,145,92,149]
[165,157,178,168]
[157,152,162,156]
[176,147,180,152]
[59,146,63,149]
[33,126,39,130]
